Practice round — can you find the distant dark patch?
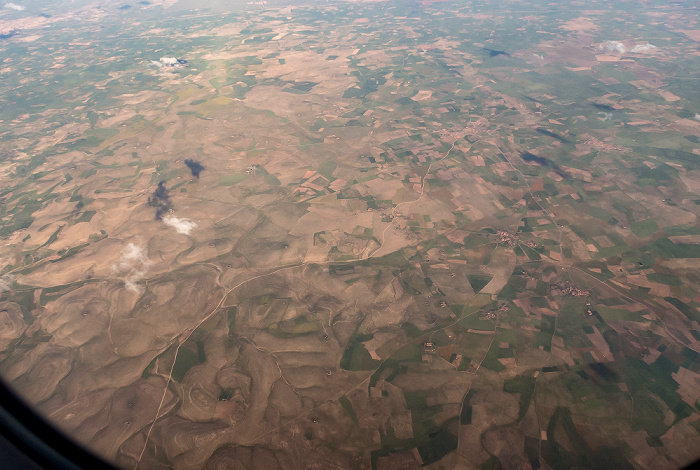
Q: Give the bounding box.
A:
[536,127,572,144]
[592,103,615,112]
[151,181,169,201]
[329,264,354,275]
[396,96,416,106]
[518,151,570,180]
[138,1,150,4]
[520,151,548,166]
[0,31,16,39]
[39,13,52,18]
[483,48,510,58]
[184,159,204,178]
[542,366,559,372]
[587,362,619,382]
[177,58,188,65]
[288,81,317,92]
[118,4,132,10]
[148,181,172,220]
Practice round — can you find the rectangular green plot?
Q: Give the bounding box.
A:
[389,343,422,362]
[646,272,681,286]
[462,234,491,249]
[652,238,700,258]
[596,306,645,322]
[584,396,607,411]
[664,224,700,236]
[631,218,658,237]
[592,243,628,259]
[218,174,246,186]
[534,331,553,352]
[599,297,626,306]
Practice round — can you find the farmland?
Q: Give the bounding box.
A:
[1,0,700,469]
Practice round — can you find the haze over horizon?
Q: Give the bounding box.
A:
[1,0,700,469]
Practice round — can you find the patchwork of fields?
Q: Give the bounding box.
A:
[1,0,700,468]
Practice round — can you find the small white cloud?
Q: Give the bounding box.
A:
[598,112,613,121]
[695,114,700,122]
[162,215,197,235]
[600,41,626,54]
[151,58,186,70]
[0,274,14,293]
[4,3,25,11]
[113,243,150,292]
[631,43,656,53]
[116,243,146,270]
